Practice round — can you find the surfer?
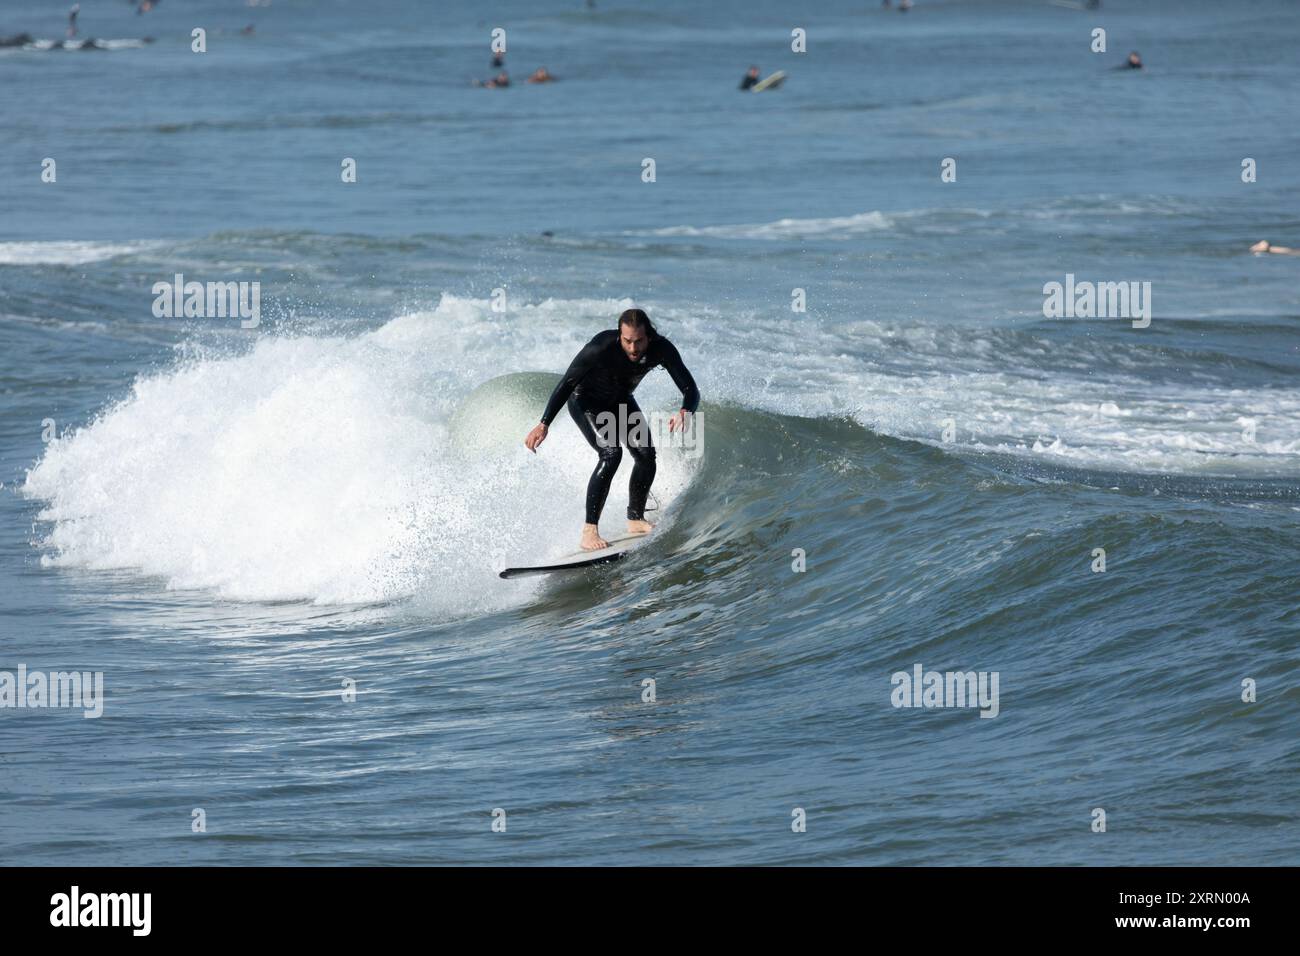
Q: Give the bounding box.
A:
[67,3,80,39]
[526,67,556,83]
[524,309,700,551]
[1122,51,1142,69]
[740,66,760,90]
[1251,240,1300,256]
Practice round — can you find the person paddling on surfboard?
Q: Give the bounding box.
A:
[1251,240,1300,256]
[524,309,700,552]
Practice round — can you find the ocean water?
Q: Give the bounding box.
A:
[2,0,1298,865]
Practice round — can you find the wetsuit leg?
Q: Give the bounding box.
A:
[568,393,622,525]
[622,396,656,521]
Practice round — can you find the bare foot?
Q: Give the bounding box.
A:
[580,524,609,551]
[627,519,653,535]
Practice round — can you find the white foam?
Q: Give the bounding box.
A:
[706,314,1300,478]
[633,197,1196,242]
[0,240,153,266]
[640,210,892,240]
[23,295,698,610]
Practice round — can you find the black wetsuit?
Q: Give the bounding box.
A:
[540,329,700,524]
[740,74,759,90]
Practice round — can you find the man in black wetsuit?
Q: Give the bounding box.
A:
[524,309,700,552]
[740,66,760,90]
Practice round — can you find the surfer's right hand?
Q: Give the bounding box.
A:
[525,422,548,453]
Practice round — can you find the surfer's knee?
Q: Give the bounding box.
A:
[597,445,623,471]
[627,443,655,465]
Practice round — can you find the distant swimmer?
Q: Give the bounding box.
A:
[474,71,510,88]
[526,66,556,84]
[524,309,699,552]
[1250,240,1300,256]
[67,4,79,39]
[492,51,505,68]
[1122,51,1143,69]
[137,0,157,13]
[739,66,760,91]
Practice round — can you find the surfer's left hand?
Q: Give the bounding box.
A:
[667,409,690,433]
[525,422,548,452]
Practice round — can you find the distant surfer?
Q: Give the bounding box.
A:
[526,66,556,83]
[67,4,80,39]
[474,71,510,88]
[492,51,505,68]
[739,66,760,91]
[1251,240,1300,256]
[1121,51,1142,69]
[524,309,700,552]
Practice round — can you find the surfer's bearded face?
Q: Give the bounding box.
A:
[620,326,649,362]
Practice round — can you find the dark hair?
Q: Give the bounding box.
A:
[618,308,658,339]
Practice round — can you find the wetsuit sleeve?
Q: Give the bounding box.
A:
[658,339,700,414]
[539,336,605,426]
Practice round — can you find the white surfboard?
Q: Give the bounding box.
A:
[499,533,652,579]
[751,70,786,92]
